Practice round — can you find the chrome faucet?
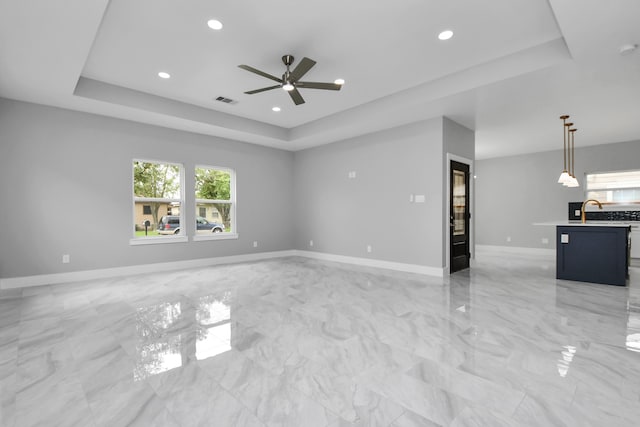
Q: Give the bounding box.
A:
[581,199,602,223]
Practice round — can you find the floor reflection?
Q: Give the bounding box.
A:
[627,301,640,352]
[196,292,231,325]
[136,301,182,337]
[134,334,183,380]
[196,323,231,360]
[196,291,232,360]
[555,282,629,348]
[133,291,233,380]
[557,345,577,378]
[6,253,640,427]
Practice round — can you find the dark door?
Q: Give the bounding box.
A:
[450,160,470,272]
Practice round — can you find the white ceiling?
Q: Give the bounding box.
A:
[1,0,639,159]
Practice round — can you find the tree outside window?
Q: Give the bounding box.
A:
[195,167,234,233]
[133,160,183,237]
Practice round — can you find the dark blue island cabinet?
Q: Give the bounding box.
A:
[556,225,630,286]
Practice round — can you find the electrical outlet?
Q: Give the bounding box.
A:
[542,238,549,244]
[62,254,70,264]
[506,236,511,243]
[309,240,314,247]
[348,171,356,179]
[253,241,258,248]
[367,245,372,253]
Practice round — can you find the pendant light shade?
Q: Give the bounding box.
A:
[567,128,579,187]
[564,174,579,187]
[558,171,571,184]
[566,177,579,187]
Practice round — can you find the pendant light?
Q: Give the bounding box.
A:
[562,121,574,185]
[558,115,579,187]
[558,115,572,184]
[565,128,579,187]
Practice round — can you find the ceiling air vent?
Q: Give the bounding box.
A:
[215,96,237,104]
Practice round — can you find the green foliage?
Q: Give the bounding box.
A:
[134,162,180,198]
[195,168,230,200]
[134,162,181,229]
[196,168,232,228]
[135,230,160,237]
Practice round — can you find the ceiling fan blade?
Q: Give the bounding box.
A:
[288,88,305,105]
[296,81,342,91]
[238,65,282,83]
[245,85,280,95]
[289,57,316,82]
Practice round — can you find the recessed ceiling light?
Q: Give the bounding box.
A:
[438,30,453,41]
[207,19,223,30]
[272,106,281,112]
[334,78,345,85]
[158,72,171,79]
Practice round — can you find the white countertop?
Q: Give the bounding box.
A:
[534,221,639,228]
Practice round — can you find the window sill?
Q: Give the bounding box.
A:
[130,236,188,246]
[193,233,239,242]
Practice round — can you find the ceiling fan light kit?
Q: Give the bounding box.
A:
[238,55,342,105]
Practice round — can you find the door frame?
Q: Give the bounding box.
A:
[445,153,474,275]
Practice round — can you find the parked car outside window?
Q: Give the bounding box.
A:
[157,215,224,235]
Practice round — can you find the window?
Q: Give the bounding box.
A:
[452,169,466,236]
[586,170,640,205]
[132,160,185,243]
[195,166,236,239]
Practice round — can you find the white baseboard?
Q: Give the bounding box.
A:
[294,250,445,277]
[476,244,555,256]
[0,249,444,289]
[0,250,297,289]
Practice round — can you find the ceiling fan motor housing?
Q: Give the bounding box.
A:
[282,55,295,66]
[239,54,341,105]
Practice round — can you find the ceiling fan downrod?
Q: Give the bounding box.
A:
[281,55,294,90]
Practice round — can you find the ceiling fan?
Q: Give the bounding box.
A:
[238,55,342,105]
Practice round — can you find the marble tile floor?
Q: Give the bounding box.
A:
[1,250,640,426]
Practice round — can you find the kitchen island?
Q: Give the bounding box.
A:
[555,223,630,286]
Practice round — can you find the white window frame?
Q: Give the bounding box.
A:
[130,159,186,245]
[193,165,238,242]
[585,169,640,206]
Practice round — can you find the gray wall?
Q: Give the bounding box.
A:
[443,117,475,161]
[0,97,475,279]
[293,118,446,268]
[476,139,640,249]
[0,98,294,278]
